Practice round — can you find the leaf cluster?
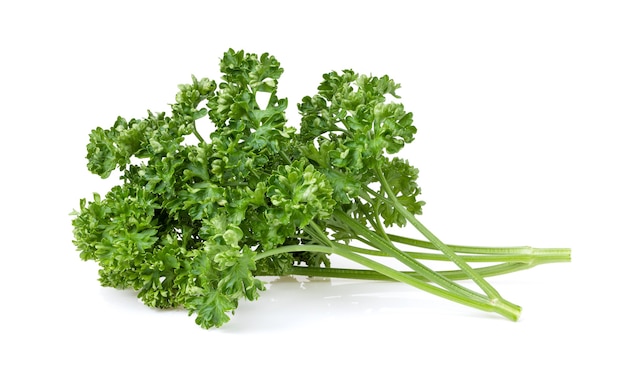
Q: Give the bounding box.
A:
[73,49,571,328]
[74,49,338,328]
[298,69,425,227]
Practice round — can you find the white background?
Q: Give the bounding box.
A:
[1,1,624,367]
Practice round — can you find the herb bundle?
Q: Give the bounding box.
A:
[72,49,570,328]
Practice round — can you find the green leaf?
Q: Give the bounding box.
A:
[186,289,237,329]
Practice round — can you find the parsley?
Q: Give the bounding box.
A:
[72,49,571,328]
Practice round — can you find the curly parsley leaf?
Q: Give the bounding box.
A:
[72,49,571,329]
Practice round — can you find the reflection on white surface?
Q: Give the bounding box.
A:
[89,261,575,334]
[93,272,490,332]
[219,275,489,333]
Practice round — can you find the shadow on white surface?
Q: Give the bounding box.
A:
[217,275,496,333]
[93,273,495,333]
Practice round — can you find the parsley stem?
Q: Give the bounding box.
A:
[305,218,493,308]
[281,262,537,281]
[324,214,487,301]
[340,244,568,264]
[253,244,334,261]
[387,234,572,263]
[326,240,520,320]
[191,122,205,143]
[374,166,520,316]
[356,189,570,265]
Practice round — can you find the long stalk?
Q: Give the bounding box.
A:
[253,244,564,278]
[344,241,570,265]
[302,221,520,320]
[276,262,535,281]
[374,166,521,316]
[387,233,572,264]
[332,211,486,301]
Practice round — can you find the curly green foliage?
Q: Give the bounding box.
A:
[73,49,566,328]
[300,70,415,158]
[86,75,216,179]
[297,69,424,226]
[266,158,336,229]
[73,49,336,329]
[74,52,425,328]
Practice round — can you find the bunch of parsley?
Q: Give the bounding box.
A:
[72,49,570,329]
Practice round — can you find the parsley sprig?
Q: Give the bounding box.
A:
[72,49,570,328]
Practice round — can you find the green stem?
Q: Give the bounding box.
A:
[332,211,487,301]
[254,225,521,320]
[273,262,534,281]
[326,238,520,320]
[340,244,562,264]
[387,233,571,264]
[253,244,334,262]
[252,243,562,277]
[192,122,205,143]
[374,166,520,315]
[348,242,569,266]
